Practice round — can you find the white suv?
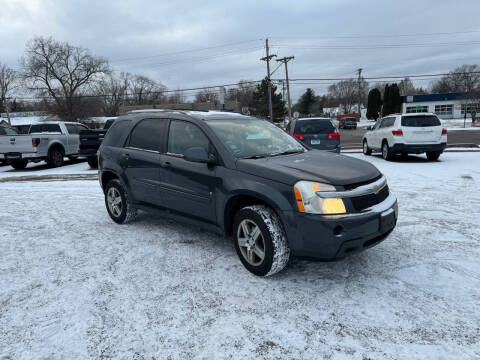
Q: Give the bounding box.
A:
[362,113,447,161]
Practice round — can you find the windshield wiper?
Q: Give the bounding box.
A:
[240,154,271,159]
[269,149,305,157]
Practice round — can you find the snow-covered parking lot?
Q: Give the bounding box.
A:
[1,153,479,359]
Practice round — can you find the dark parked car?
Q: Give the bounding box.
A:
[286,117,340,153]
[339,117,357,129]
[99,111,398,276]
[79,118,116,168]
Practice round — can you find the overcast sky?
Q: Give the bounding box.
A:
[1,0,480,101]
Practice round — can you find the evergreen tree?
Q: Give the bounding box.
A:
[297,88,316,115]
[366,88,381,120]
[382,84,391,116]
[252,77,286,121]
[390,83,402,113]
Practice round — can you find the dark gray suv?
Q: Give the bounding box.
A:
[99,110,397,276]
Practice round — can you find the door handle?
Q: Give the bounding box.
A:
[122,153,130,160]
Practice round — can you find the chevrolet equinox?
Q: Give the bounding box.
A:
[98,110,398,276]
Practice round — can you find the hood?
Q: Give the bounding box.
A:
[236,150,381,186]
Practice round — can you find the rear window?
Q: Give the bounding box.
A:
[29,124,61,133]
[294,120,334,134]
[401,115,441,127]
[0,127,18,135]
[343,118,356,123]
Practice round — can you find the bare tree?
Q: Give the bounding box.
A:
[167,89,186,104]
[128,74,166,105]
[0,63,19,125]
[430,64,480,93]
[96,72,129,116]
[195,89,219,103]
[22,36,110,121]
[226,80,256,109]
[328,78,367,113]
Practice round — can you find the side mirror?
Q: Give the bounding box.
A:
[367,125,373,131]
[184,147,216,164]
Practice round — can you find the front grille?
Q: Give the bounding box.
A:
[350,185,389,211]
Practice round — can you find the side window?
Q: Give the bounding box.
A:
[77,124,88,132]
[128,118,165,152]
[103,120,132,147]
[373,119,382,130]
[4,127,18,135]
[65,124,78,134]
[167,120,210,156]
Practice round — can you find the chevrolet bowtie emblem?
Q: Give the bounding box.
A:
[373,185,381,194]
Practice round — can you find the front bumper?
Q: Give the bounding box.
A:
[391,142,446,154]
[286,192,398,259]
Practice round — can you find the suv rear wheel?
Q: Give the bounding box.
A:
[233,205,290,276]
[426,151,441,161]
[382,141,393,161]
[104,179,137,224]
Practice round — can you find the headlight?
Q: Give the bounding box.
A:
[294,181,346,214]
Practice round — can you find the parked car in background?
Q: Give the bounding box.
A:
[286,117,341,153]
[338,117,357,129]
[0,122,88,169]
[79,118,116,168]
[362,113,447,161]
[99,110,397,276]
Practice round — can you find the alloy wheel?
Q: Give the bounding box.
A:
[237,219,266,266]
[107,187,123,217]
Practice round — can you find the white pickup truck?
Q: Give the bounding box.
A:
[0,121,89,169]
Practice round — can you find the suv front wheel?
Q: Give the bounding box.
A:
[104,179,137,224]
[233,205,290,276]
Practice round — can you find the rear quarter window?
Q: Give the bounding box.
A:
[295,120,334,134]
[102,120,132,147]
[401,115,441,127]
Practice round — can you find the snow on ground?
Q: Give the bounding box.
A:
[441,118,480,131]
[0,159,96,180]
[0,153,479,359]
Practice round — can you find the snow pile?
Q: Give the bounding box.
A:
[0,153,479,359]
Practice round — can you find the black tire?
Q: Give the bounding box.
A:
[426,151,441,161]
[87,156,98,168]
[10,160,28,169]
[47,147,64,168]
[382,141,393,161]
[363,139,372,155]
[104,179,137,224]
[233,205,290,276]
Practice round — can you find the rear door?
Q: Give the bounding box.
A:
[401,115,443,144]
[123,118,167,206]
[369,118,383,149]
[65,124,81,154]
[159,119,218,223]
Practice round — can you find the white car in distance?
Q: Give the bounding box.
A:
[362,113,447,161]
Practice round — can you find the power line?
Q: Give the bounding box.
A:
[111,39,264,63]
[273,40,480,50]
[270,29,480,40]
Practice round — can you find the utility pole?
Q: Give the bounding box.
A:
[277,56,295,122]
[357,68,363,118]
[261,38,276,121]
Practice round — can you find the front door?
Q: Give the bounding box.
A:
[159,120,218,223]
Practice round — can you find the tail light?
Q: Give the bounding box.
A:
[327,132,340,140]
[32,138,40,147]
[442,128,447,135]
[293,133,305,141]
[392,129,403,136]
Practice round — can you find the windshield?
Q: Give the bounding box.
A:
[206,118,305,158]
[401,115,441,127]
[294,119,334,134]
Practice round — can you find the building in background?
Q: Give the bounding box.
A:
[401,92,479,119]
